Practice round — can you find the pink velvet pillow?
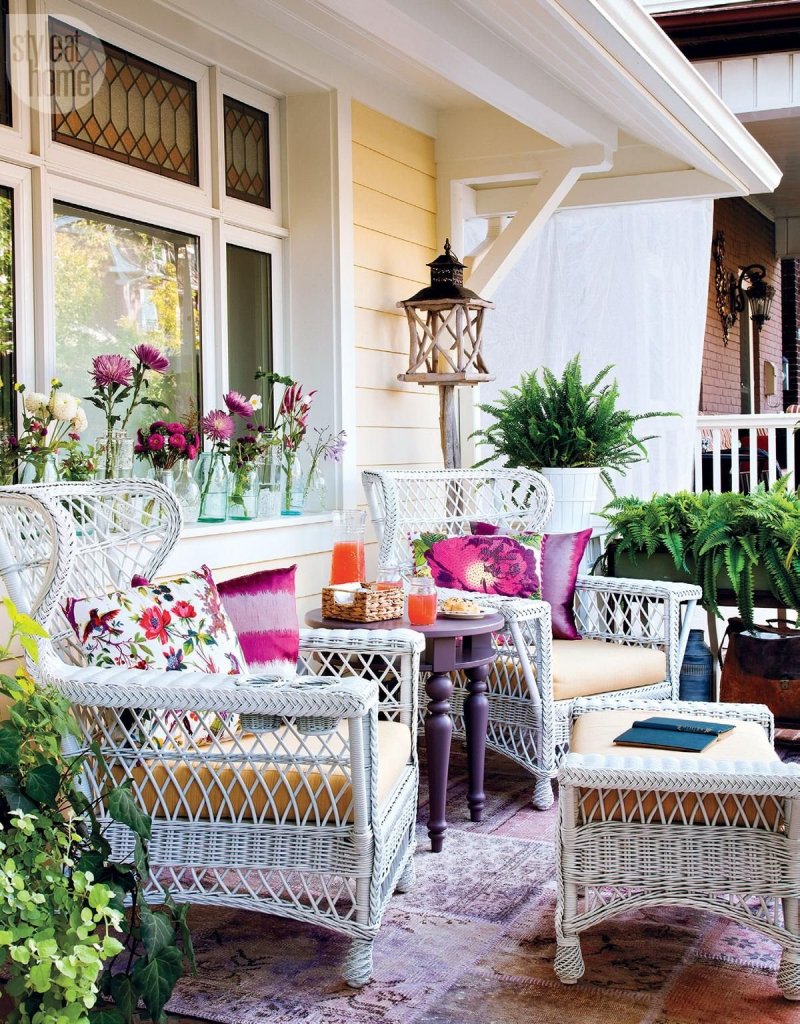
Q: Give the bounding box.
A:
[423,535,542,598]
[217,565,299,680]
[465,523,592,640]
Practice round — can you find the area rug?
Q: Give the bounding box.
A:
[166,746,799,1024]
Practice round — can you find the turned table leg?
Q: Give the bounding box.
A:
[464,663,489,822]
[425,670,453,853]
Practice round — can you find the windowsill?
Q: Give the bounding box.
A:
[182,512,332,538]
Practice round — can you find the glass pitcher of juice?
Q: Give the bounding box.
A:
[330,509,367,585]
[407,576,437,626]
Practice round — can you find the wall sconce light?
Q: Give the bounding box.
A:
[712,231,775,346]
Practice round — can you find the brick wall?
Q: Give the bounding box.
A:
[702,198,783,413]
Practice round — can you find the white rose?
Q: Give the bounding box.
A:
[71,406,88,433]
[49,391,79,422]
[24,391,48,415]
[248,394,263,412]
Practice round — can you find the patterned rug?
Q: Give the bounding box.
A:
[166,744,800,1024]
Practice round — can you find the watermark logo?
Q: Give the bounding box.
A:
[8,11,107,116]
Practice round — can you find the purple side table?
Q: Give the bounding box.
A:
[304,608,503,853]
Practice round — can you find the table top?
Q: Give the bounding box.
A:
[304,607,505,638]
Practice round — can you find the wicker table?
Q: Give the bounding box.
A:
[305,608,504,852]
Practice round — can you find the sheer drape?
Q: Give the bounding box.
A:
[470,199,713,501]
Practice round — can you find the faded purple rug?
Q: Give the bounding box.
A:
[166,745,800,1024]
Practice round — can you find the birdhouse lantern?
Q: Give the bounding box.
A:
[397,239,494,385]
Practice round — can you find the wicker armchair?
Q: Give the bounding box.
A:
[555,697,800,999]
[0,481,423,987]
[363,468,701,809]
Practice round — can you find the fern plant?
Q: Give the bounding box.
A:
[473,356,674,488]
[599,479,800,627]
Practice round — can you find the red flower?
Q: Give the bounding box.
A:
[138,605,171,643]
[173,600,196,619]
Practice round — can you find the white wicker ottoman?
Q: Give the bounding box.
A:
[554,699,800,1000]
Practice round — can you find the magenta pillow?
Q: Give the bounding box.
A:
[423,536,542,598]
[217,565,299,680]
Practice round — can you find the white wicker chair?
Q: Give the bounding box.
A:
[555,697,800,1000]
[0,481,423,987]
[363,468,702,809]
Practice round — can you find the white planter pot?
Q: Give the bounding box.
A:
[540,467,601,534]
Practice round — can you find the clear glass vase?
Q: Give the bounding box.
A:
[20,453,60,484]
[258,444,282,519]
[98,430,134,479]
[281,451,304,516]
[228,462,260,520]
[173,460,201,525]
[195,452,228,523]
[303,462,327,513]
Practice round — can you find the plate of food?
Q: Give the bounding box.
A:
[439,596,485,619]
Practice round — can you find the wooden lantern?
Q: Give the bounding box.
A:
[397,239,494,467]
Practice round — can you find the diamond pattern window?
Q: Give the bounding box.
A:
[49,19,198,185]
[224,96,270,207]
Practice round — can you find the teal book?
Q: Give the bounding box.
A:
[613,716,735,753]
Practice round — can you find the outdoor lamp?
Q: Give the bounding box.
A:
[735,264,775,330]
[397,239,494,467]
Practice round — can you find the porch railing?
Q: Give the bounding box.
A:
[694,413,800,493]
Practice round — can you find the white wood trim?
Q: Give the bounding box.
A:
[3,0,35,157]
[0,162,35,400]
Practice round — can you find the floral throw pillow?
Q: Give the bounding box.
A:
[65,565,248,677]
[420,535,543,599]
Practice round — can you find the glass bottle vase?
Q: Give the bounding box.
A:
[258,444,282,519]
[195,452,228,523]
[228,462,260,520]
[97,429,135,479]
[303,462,327,514]
[19,453,60,484]
[173,459,201,525]
[281,451,305,516]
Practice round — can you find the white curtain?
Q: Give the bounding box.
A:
[470,199,713,500]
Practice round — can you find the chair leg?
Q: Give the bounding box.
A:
[395,856,415,894]
[778,950,800,1000]
[532,776,554,810]
[554,937,585,985]
[343,937,374,988]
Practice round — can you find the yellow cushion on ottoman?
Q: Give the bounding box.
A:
[570,709,780,827]
[552,639,666,701]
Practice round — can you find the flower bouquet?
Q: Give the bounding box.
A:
[10,379,87,483]
[277,381,316,515]
[135,419,202,524]
[196,407,235,523]
[303,426,346,513]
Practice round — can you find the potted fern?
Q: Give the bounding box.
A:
[599,481,800,626]
[474,356,673,531]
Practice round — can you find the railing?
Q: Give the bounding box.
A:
[694,413,800,493]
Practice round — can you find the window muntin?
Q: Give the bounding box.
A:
[54,202,201,443]
[224,96,270,207]
[226,243,273,413]
[49,18,198,185]
[0,0,11,128]
[0,185,13,435]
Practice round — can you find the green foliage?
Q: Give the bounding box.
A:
[473,356,675,490]
[0,600,194,1024]
[599,479,800,627]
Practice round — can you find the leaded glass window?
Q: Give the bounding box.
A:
[49,19,198,185]
[224,96,270,207]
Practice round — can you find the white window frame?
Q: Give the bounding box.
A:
[0,160,34,390]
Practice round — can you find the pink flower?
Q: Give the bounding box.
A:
[92,353,133,389]
[172,600,196,619]
[138,605,171,643]
[165,422,184,433]
[425,536,540,598]
[132,344,169,373]
[147,433,165,451]
[68,432,80,441]
[186,444,198,460]
[201,409,235,442]
[223,390,254,417]
[168,432,187,450]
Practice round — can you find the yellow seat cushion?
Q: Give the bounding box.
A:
[570,709,780,827]
[114,719,412,824]
[551,639,666,701]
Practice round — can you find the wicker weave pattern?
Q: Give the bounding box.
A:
[363,469,701,810]
[555,700,800,1000]
[0,482,424,987]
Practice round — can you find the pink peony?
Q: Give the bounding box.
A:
[168,432,187,450]
[424,536,541,598]
[201,409,235,442]
[147,433,165,451]
[132,343,169,373]
[92,353,133,389]
[223,390,254,417]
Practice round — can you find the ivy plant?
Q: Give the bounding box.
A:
[0,598,194,1024]
[473,355,675,489]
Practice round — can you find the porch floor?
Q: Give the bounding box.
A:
[164,741,800,1024]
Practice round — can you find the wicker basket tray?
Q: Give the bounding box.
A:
[321,585,404,623]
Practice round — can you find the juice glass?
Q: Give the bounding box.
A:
[330,509,367,585]
[407,577,437,626]
[375,565,404,591]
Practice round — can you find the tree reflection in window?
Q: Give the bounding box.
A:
[53,202,201,445]
[0,187,14,440]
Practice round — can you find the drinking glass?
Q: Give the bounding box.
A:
[407,576,437,626]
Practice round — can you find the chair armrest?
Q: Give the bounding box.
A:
[571,698,775,743]
[299,627,424,658]
[576,575,702,603]
[559,751,800,800]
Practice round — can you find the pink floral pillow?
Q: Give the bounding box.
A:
[422,535,542,599]
[65,565,248,676]
[217,565,299,680]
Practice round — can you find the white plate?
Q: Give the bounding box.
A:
[440,609,485,619]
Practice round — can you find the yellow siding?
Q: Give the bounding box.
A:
[353,100,441,487]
